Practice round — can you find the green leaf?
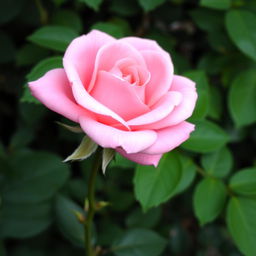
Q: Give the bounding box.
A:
[227,197,256,256]
[112,228,167,256]
[51,9,83,33]
[64,136,98,162]
[110,153,136,169]
[182,120,229,153]
[134,152,181,211]
[229,167,256,197]
[138,0,166,12]
[26,56,63,82]
[66,178,87,204]
[102,148,115,174]
[2,151,70,203]
[27,26,78,51]
[184,70,209,121]
[190,8,224,32]
[201,147,233,178]
[126,207,161,229]
[16,43,49,67]
[91,22,125,38]
[200,0,231,10]
[9,127,34,150]
[55,195,85,247]
[109,0,140,17]
[226,10,256,61]
[0,201,52,239]
[228,69,256,127]
[79,0,103,11]
[193,178,227,225]
[173,154,197,195]
[21,56,63,104]
[208,86,222,120]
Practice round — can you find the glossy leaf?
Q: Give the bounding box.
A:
[193,178,227,225]
[55,195,85,247]
[228,69,256,127]
[16,43,49,67]
[138,0,165,12]
[200,0,231,10]
[27,26,78,51]
[91,22,126,38]
[182,120,229,153]
[21,56,63,104]
[51,9,83,33]
[110,153,136,169]
[126,207,161,229]
[134,152,181,211]
[173,154,197,195]
[0,201,52,238]
[2,151,70,203]
[226,10,256,61]
[227,197,256,256]
[190,8,224,32]
[79,0,103,11]
[112,228,167,256]
[229,167,256,197]
[201,147,233,178]
[184,70,209,121]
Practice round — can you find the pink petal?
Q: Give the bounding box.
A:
[142,75,197,130]
[141,50,174,106]
[90,71,149,120]
[142,121,195,155]
[28,69,87,123]
[79,116,157,154]
[127,91,182,126]
[64,60,129,129]
[64,30,115,89]
[88,41,146,92]
[119,37,169,57]
[116,148,162,167]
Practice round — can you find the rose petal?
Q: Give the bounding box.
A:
[79,116,157,154]
[28,68,87,123]
[127,91,182,126]
[64,30,115,89]
[119,37,169,57]
[90,71,149,120]
[88,41,147,92]
[116,148,162,167]
[143,75,197,129]
[64,60,129,129]
[141,50,174,106]
[142,121,195,155]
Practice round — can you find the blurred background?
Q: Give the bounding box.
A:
[1,0,256,255]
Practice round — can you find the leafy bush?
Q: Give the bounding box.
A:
[1,0,256,255]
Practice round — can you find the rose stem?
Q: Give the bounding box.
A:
[84,147,102,256]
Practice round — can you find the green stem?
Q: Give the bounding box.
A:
[84,148,102,256]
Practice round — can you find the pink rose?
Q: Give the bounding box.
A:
[29,30,197,166]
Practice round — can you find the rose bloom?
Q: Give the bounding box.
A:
[29,30,197,166]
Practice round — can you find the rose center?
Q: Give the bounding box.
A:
[109,58,150,87]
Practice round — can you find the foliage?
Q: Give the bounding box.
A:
[1,0,256,255]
